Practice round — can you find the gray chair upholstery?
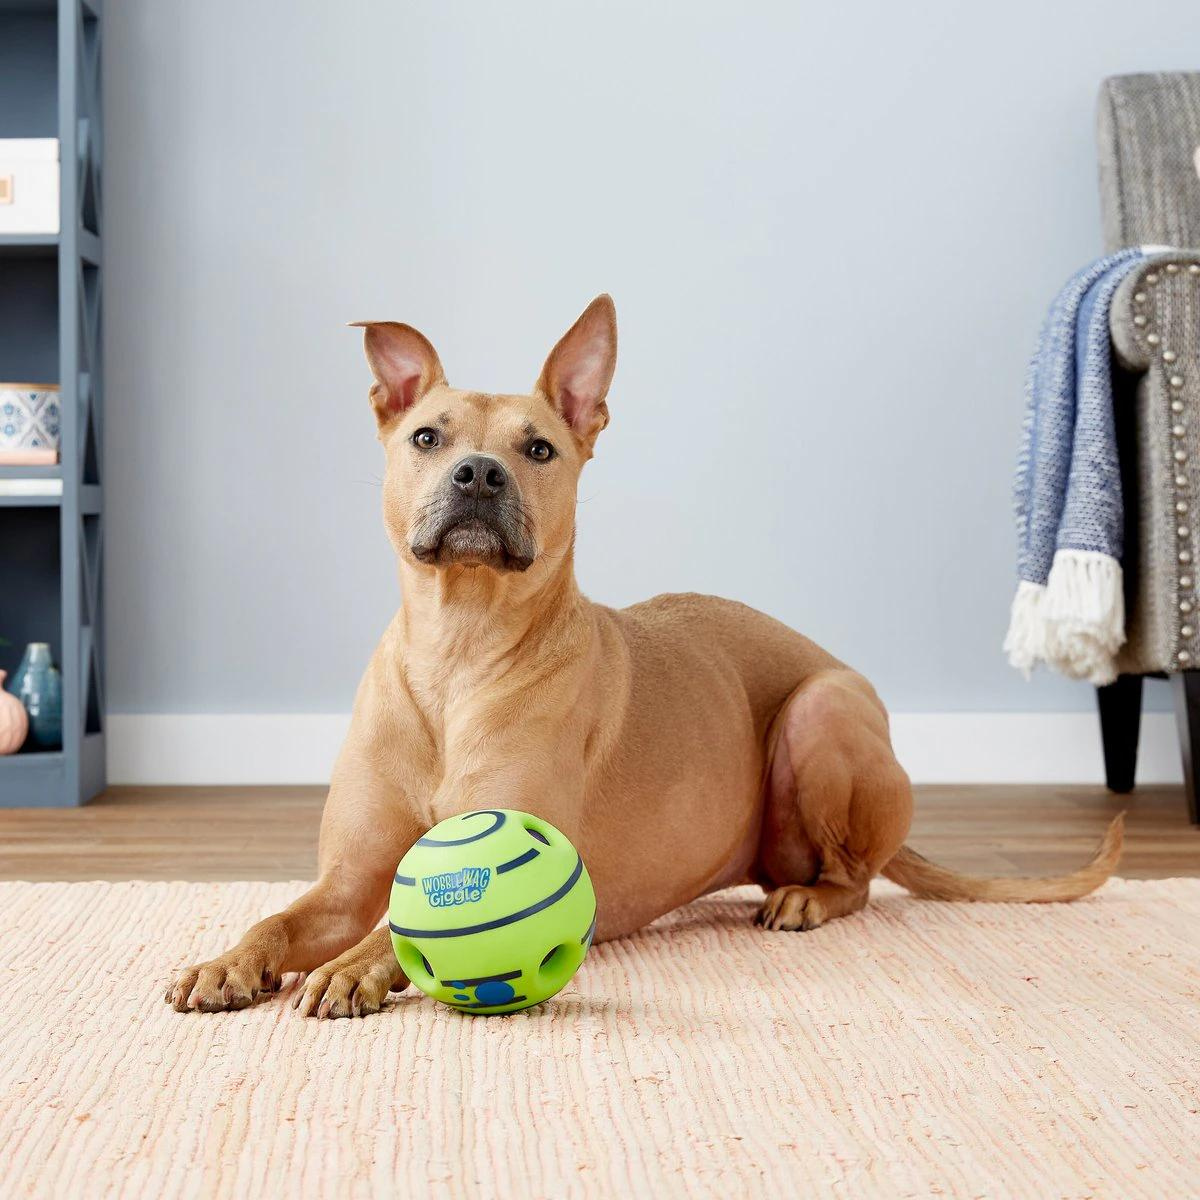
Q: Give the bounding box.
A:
[1110,252,1200,676]
[1098,73,1200,252]
[1094,73,1200,819]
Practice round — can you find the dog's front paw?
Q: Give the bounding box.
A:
[292,929,408,1019]
[756,885,828,932]
[165,949,285,1013]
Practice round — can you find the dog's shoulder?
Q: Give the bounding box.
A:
[615,591,802,658]
[614,591,841,691]
[621,591,774,629]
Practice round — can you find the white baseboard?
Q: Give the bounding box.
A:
[887,713,1180,784]
[105,712,1184,787]
[107,714,353,786]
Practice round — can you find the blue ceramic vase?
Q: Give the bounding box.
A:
[12,642,63,751]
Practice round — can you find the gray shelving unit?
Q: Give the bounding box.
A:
[1,0,104,806]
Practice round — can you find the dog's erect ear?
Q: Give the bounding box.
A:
[535,295,617,445]
[351,321,446,428]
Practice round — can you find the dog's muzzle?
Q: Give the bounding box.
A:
[410,456,536,571]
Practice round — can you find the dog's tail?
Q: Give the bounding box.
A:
[880,813,1124,903]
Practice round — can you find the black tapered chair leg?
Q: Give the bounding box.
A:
[1171,671,1200,825]
[1097,674,1143,794]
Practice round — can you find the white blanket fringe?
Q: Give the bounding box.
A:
[1003,580,1047,678]
[1004,551,1125,685]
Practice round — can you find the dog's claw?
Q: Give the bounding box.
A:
[294,984,322,1018]
[757,885,833,932]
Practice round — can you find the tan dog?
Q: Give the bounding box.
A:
[167,296,1123,1018]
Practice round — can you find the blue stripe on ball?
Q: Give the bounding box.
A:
[496,847,540,874]
[415,809,506,847]
[389,854,584,939]
[438,969,523,987]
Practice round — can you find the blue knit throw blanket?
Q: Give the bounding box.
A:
[1005,248,1148,685]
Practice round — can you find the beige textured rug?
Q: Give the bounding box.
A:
[1,879,1198,1199]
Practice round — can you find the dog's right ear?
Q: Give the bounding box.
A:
[350,321,446,429]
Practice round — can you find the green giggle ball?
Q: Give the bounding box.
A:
[389,809,597,1015]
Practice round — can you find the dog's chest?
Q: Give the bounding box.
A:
[398,668,517,793]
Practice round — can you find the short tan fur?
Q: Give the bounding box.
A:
[167,297,1122,1019]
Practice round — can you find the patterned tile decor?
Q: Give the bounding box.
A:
[0,386,61,452]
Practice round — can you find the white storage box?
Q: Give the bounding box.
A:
[0,139,60,234]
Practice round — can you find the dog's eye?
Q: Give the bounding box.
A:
[412,428,440,449]
[527,439,555,462]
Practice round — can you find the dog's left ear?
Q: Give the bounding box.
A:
[535,295,617,448]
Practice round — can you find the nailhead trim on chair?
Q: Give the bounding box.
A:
[1134,264,1195,665]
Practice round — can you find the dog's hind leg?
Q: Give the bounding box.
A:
[755,669,913,932]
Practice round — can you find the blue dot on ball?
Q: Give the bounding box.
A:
[453,993,470,1001]
[474,980,517,1006]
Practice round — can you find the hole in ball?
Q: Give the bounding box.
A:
[539,944,571,977]
[393,939,435,986]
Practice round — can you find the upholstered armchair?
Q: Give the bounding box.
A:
[1094,72,1200,822]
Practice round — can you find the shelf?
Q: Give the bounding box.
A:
[0,233,59,257]
[0,492,60,507]
[0,464,60,479]
[0,484,100,510]
[0,0,105,807]
[0,1,92,15]
[0,233,99,263]
[0,467,64,507]
[0,752,68,807]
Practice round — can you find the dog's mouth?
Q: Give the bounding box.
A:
[410,504,536,572]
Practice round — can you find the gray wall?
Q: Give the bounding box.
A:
[103,1,1199,716]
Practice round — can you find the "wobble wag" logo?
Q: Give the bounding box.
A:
[422,866,492,908]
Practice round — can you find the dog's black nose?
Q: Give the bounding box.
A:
[451,455,507,499]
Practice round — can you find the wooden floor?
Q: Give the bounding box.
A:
[0,784,1197,881]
